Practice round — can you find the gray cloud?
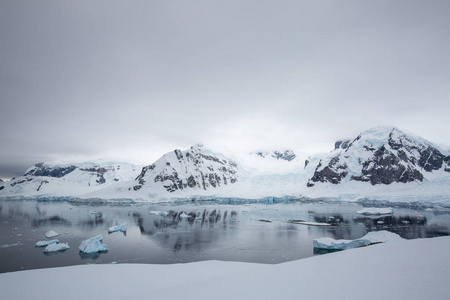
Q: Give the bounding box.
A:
[1,0,450,178]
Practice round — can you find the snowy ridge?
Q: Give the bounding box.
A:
[0,160,142,198]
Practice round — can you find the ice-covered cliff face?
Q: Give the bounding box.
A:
[0,160,142,198]
[131,145,238,193]
[307,127,450,187]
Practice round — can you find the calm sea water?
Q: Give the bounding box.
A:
[1,199,449,273]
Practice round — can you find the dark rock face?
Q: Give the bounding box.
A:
[308,127,450,187]
[25,163,77,178]
[10,178,33,187]
[132,146,238,193]
[444,157,450,172]
[307,157,348,187]
[334,140,351,150]
[135,164,156,186]
[79,167,108,184]
[37,180,49,191]
[417,147,445,172]
[351,146,424,184]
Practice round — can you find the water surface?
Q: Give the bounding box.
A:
[1,199,449,273]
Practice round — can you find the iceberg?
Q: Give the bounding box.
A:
[108,222,127,234]
[44,242,70,253]
[45,230,60,238]
[313,230,402,250]
[35,239,59,247]
[356,207,393,215]
[79,235,108,254]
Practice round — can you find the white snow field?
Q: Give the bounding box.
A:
[1,236,449,300]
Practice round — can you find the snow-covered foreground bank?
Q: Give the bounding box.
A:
[1,236,449,300]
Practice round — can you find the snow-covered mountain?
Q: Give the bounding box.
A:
[131,144,238,193]
[307,126,450,187]
[2,126,450,204]
[0,160,142,198]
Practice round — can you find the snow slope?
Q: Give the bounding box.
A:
[1,236,449,300]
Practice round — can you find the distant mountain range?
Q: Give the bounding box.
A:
[252,150,297,162]
[1,126,450,204]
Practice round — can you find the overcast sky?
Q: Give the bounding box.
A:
[1,0,450,178]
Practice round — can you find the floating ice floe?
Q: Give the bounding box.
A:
[44,242,70,253]
[356,207,393,215]
[0,242,22,249]
[35,239,59,247]
[79,235,108,253]
[289,220,331,226]
[45,230,60,238]
[149,211,169,216]
[179,212,191,219]
[313,230,402,250]
[108,222,127,233]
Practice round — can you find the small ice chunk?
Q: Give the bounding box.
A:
[149,211,169,216]
[45,230,60,238]
[290,221,331,226]
[108,222,127,233]
[35,239,59,247]
[44,242,70,253]
[0,242,22,249]
[356,208,393,215]
[179,212,191,219]
[79,235,108,253]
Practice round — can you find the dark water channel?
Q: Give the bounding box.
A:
[1,199,449,273]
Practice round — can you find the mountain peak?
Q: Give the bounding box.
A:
[308,126,450,187]
[132,145,238,193]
